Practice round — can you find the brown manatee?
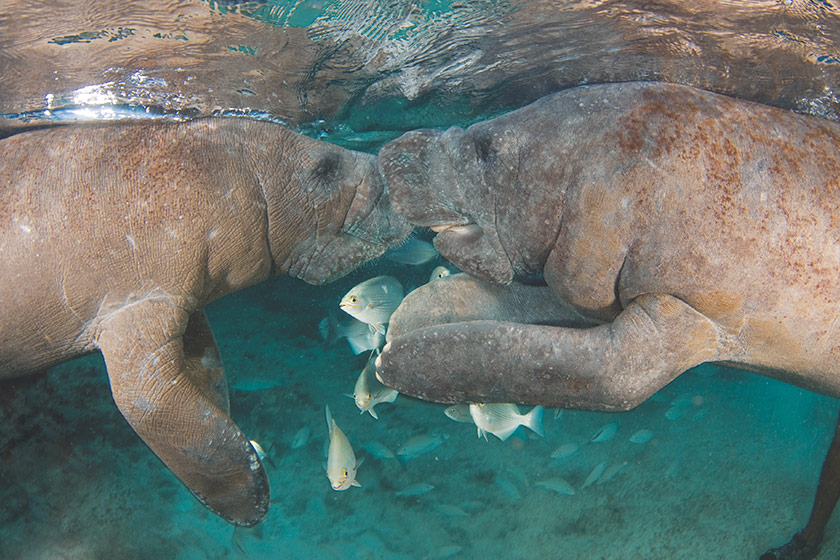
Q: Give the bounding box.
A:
[0,118,411,526]
[375,81,840,410]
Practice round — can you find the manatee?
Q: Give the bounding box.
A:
[0,118,411,525]
[375,81,840,410]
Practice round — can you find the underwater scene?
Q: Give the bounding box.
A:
[4,0,840,559]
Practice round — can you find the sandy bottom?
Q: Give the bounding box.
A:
[2,268,839,560]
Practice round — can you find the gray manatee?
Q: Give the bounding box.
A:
[376,81,840,409]
[0,118,411,525]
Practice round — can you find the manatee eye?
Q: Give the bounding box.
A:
[314,152,341,183]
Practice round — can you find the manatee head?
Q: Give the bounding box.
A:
[379,118,567,285]
[263,130,413,285]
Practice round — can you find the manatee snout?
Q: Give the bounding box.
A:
[378,128,470,228]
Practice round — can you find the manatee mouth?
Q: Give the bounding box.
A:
[429,222,514,285]
[430,223,473,234]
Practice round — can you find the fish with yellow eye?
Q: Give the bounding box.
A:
[428,265,452,283]
[347,350,398,419]
[324,405,362,491]
[339,275,404,335]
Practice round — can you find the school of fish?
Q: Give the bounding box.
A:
[304,240,680,498]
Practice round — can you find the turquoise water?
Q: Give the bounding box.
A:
[1,263,838,559]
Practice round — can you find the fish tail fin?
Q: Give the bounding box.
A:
[346,337,369,354]
[525,405,546,438]
[325,404,334,434]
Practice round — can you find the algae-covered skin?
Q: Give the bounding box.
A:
[376,81,840,409]
[0,118,411,526]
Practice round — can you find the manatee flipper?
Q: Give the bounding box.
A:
[98,298,269,526]
[385,273,598,342]
[377,293,724,410]
[182,309,230,413]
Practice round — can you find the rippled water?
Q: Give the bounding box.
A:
[2,0,840,148]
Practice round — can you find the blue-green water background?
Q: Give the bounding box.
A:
[3,1,840,558]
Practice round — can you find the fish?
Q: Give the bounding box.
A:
[324,405,362,491]
[361,441,396,460]
[349,351,398,419]
[249,440,268,462]
[318,311,384,354]
[396,432,450,460]
[550,442,581,460]
[597,461,628,484]
[383,238,439,265]
[494,477,522,500]
[590,422,619,443]
[433,504,471,518]
[581,461,607,488]
[395,482,435,497]
[665,406,685,420]
[290,425,310,449]
[469,403,545,442]
[428,265,452,282]
[423,545,463,560]
[629,429,653,444]
[535,477,576,495]
[443,404,474,423]
[230,378,286,392]
[670,394,696,408]
[339,275,404,334]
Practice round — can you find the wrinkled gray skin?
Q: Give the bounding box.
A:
[0,118,411,526]
[376,82,840,410]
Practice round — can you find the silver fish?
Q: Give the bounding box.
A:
[339,275,404,334]
[443,404,473,424]
[349,351,398,419]
[428,265,452,282]
[290,425,310,449]
[319,311,384,354]
[325,405,361,491]
[433,504,471,518]
[395,482,435,497]
[581,461,607,488]
[597,461,628,484]
[590,422,619,443]
[535,477,575,495]
[494,477,522,500]
[361,441,396,460]
[396,432,450,460]
[550,442,581,460]
[629,429,653,444]
[469,403,545,442]
[383,238,439,265]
